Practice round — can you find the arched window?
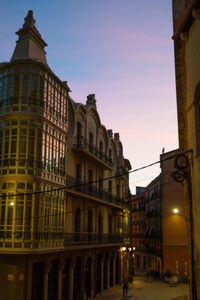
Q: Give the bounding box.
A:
[116,184,120,199]
[88,169,93,194]
[99,175,103,192]
[109,214,112,234]
[88,210,93,232]
[89,132,93,152]
[98,212,103,242]
[76,163,81,191]
[108,180,112,195]
[77,122,82,145]
[194,82,200,153]
[109,148,112,159]
[76,163,81,182]
[85,258,92,298]
[99,141,103,158]
[75,208,81,233]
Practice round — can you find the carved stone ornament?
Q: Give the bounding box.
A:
[180,32,189,41]
[192,9,200,19]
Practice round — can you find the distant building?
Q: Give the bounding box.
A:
[131,189,146,273]
[131,149,188,280]
[172,0,200,298]
[160,149,188,278]
[0,11,131,300]
[145,175,162,277]
[135,186,145,196]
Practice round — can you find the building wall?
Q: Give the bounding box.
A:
[160,149,188,277]
[173,2,200,298]
[0,11,132,300]
[183,18,200,295]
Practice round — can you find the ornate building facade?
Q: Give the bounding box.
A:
[0,11,131,300]
[172,0,200,298]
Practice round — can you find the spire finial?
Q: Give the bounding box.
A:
[11,10,48,65]
[23,10,36,28]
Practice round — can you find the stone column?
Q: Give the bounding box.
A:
[113,255,116,286]
[68,257,76,300]
[43,262,52,300]
[57,260,65,300]
[26,260,33,300]
[119,253,122,285]
[91,258,95,299]
[107,255,110,289]
[82,257,87,300]
[101,255,104,292]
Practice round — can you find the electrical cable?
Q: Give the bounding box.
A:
[4,173,179,223]
[0,151,184,198]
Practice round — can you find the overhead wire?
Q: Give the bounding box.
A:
[5,169,181,223]
[0,151,182,198]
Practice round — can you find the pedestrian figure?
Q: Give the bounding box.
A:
[122,277,128,296]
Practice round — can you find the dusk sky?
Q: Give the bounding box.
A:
[0,0,178,193]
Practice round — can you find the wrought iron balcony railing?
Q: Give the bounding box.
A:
[0,231,128,250]
[145,231,161,239]
[145,246,162,256]
[116,167,128,178]
[66,175,129,208]
[145,209,161,218]
[64,232,126,246]
[131,219,145,225]
[131,232,146,238]
[131,207,145,213]
[72,136,113,168]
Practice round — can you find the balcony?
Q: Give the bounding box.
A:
[145,230,161,239]
[145,246,162,256]
[64,232,125,246]
[131,207,145,213]
[145,209,161,218]
[116,167,128,179]
[66,175,129,208]
[131,219,145,225]
[0,231,126,251]
[131,232,146,238]
[72,136,113,170]
[134,246,146,252]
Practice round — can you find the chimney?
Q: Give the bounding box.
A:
[86,94,96,108]
[107,129,113,138]
[114,133,120,141]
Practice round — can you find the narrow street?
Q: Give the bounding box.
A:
[95,276,189,300]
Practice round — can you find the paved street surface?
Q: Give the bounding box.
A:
[95,276,189,300]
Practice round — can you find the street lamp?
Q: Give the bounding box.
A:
[121,246,136,280]
[172,208,179,214]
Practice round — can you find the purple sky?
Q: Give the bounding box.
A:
[0,0,178,193]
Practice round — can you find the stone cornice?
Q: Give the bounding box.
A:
[172,0,200,41]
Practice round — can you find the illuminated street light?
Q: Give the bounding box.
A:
[133,247,136,250]
[122,247,126,252]
[10,202,14,206]
[173,208,179,214]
